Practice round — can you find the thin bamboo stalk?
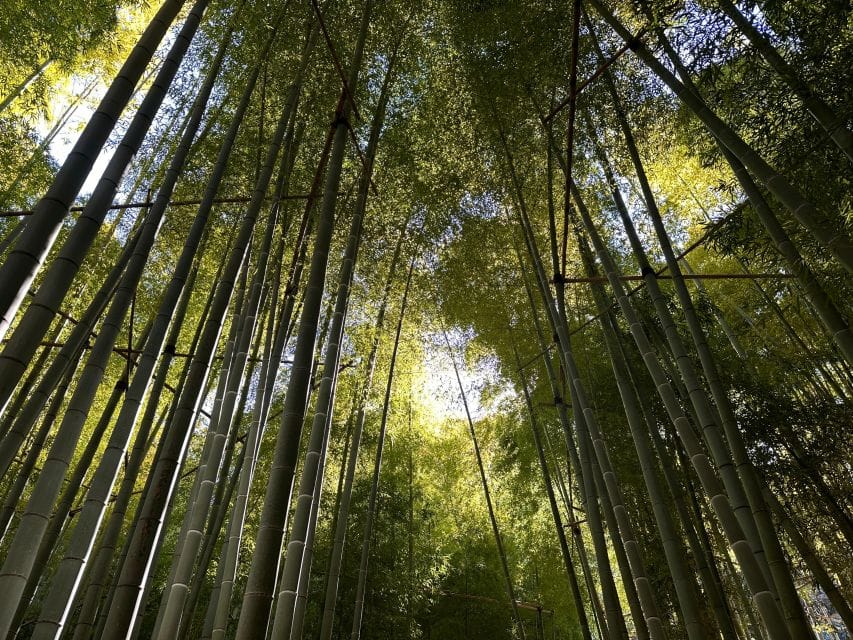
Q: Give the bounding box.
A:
[444,326,527,640]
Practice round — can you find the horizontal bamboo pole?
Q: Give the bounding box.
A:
[0,193,321,217]
[568,205,750,337]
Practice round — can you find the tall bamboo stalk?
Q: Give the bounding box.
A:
[501,131,629,640]
[317,214,410,640]
[513,340,593,640]
[0,221,142,480]
[71,255,224,640]
[155,109,285,640]
[23,29,240,640]
[570,183,791,640]
[515,245,608,640]
[10,373,129,634]
[270,45,398,637]
[234,2,373,634]
[571,231,716,640]
[206,118,323,640]
[0,58,53,115]
[636,6,853,371]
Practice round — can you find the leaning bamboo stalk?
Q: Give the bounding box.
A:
[550,433,610,640]
[516,242,609,640]
[586,0,853,275]
[185,120,306,640]
[193,289,278,637]
[521,260,627,639]
[714,0,853,162]
[513,340,593,640]
[144,248,251,640]
[545,200,659,638]
[0,244,174,634]
[0,355,81,541]
[664,454,744,638]
[573,232,717,640]
[594,153,808,636]
[123,392,218,640]
[28,31,241,640]
[106,342,223,640]
[0,0,190,348]
[149,125,278,636]
[10,374,129,634]
[178,327,265,639]
[518,263,602,640]
[70,257,223,640]
[621,326,743,640]
[289,409,333,640]
[0,79,99,208]
[571,180,791,640]
[206,124,323,640]
[589,27,832,633]
[37,257,201,634]
[0,222,142,479]
[317,214,410,640]
[589,130,808,640]
[639,9,853,370]
[0,315,68,442]
[0,3,220,629]
[546,222,666,637]
[100,30,305,635]
[186,436,248,634]
[204,281,284,640]
[520,255,619,639]
[271,283,349,639]
[503,135,628,640]
[156,152,283,639]
[581,385,655,639]
[0,58,54,115]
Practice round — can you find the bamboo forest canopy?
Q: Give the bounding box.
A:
[0,0,850,638]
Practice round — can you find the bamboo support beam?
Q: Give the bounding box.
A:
[0,193,322,218]
[568,206,747,337]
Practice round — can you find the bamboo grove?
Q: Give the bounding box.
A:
[0,0,850,638]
